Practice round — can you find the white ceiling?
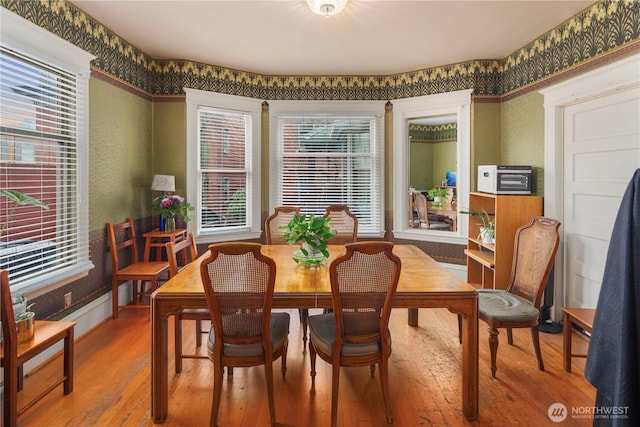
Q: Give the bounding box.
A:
[70,0,594,76]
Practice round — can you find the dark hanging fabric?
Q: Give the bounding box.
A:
[585,168,640,427]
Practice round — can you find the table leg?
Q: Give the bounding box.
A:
[151,298,169,422]
[407,308,419,326]
[459,299,479,421]
[563,311,572,373]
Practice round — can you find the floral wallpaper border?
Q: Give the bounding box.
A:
[1,0,638,100]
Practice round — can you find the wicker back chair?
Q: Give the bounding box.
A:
[414,193,450,230]
[476,216,561,377]
[308,241,401,426]
[265,206,300,245]
[200,242,290,426]
[323,205,358,244]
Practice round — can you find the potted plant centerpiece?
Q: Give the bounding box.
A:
[427,187,449,207]
[460,208,495,244]
[282,214,337,267]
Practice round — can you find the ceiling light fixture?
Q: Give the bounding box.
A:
[306,0,348,17]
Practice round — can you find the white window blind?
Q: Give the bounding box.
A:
[274,115,382,234]
[0,45,90,289]
[198,106,250,231]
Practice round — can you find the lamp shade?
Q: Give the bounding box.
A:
[151,174,175,192]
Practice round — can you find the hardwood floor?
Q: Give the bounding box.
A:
[14,308,595,426]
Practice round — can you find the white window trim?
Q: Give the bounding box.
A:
[268,100,385,238]
[1,8,95,295]
[184,88,262,243]
[392,89,472,245]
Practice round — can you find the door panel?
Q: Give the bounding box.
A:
[563,87,640,307]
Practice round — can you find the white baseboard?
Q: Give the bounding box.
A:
[440,262,467,281]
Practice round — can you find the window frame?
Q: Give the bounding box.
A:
[185,89,262,243]
[269,100,385,238]
[0,8,95,295]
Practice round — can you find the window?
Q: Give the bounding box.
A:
[0,8,94,293]
[185,89,262,242]
[270,101,384,236]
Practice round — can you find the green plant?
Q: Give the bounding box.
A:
[459,208,495,242]
[11,294,35,321]
[427,187,449,199]
[1,189,49,236]
[283,214,337,265]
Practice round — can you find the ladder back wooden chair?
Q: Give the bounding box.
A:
[308,241,401,427]
[200,242,290,427]
[1,270,76,426]
[166,233,209,373]
[106,218,169,319]
[474,216,561,378]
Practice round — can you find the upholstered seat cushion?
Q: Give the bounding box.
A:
[477,289,539,323]
[308,313,388,357]
[207,312,290,357]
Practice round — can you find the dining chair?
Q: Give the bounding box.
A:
[200,242,290,427]
[467,216,561,378]
[1,270,76,426]
[308,241,401,426]
[165,233,209,373]
[414,193,450,230]
[322,204,358,244]
[106,218,170,319]
[264,206,312,344]
[265,206,300,245]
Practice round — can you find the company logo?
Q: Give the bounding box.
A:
[548,403,568,422]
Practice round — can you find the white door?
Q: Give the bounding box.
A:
[563,87,640,307]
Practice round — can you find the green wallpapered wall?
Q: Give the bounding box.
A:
[471,102,502,191]
[88,78,153,230]
[501,92,546,195]
[152,102,187,195]
[410,143,435,190]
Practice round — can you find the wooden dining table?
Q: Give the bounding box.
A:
[150,244,478,422]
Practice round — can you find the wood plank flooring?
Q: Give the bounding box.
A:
[13,308,595,426]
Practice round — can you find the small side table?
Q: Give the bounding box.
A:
[561,307,596,373]
[143,229,187,262]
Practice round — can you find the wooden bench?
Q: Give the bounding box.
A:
[561,307,596,373]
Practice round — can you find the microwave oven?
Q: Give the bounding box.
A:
[477,165,532,194]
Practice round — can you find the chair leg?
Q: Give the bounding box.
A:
[299,309,309,342]
[195,320,203,347]
[309,339,317,387]
[379,358,393,424]
[211,358,224,427]
[488,327,499,378]
[4,357,18,427]
[507,328,514,345]
[264,358,277,426]
[175,315,183,374]
[331,363,341,427]
[531,326,545,371]
[112,278,119,319]
[281,341,289,379]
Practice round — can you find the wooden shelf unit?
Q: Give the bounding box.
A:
[465,192,542,289]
